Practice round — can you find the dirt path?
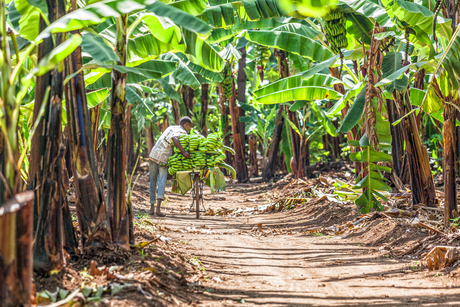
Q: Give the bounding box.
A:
[146,183,460,306]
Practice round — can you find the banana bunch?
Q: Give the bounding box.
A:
[206,133,223,151]
[174,135,189,153]
[257,45,271,69]
[222,75,233,99]
[191,152,207,169]
[189,134,205,151]
[324,9,348,54]
[168,133,229,176]
[168,154,192,175]
[179,134,189,148]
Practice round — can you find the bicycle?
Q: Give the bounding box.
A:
[189,171,205,218]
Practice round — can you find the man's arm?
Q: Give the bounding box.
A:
[172,136,191,159]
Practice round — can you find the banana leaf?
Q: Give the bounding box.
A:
[169,0,208,16]
[388,0,452,40]
[35,0,211,43]
[208,18,286,43]
[183,29,225,72]
[81,33,120,63]
[378,52,409,93]
[336,85,366,133]
[160,53,201,89]
[245,30,333,62]
[255,86,342,104]
[13,0,48,41]
[254,73,341,98]
[340,0,393,27]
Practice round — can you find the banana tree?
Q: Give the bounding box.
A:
[240,103,277,172]
[221,46,249,182]
[0,0,35,304]
[422,21,460,223]
[63,0,111,251]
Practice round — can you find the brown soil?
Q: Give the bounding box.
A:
[35,173,460,306]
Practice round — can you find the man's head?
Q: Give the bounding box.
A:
[179,116,193,133]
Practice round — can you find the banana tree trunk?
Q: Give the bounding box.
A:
[29,4,58,231]
[182,85,195,116]
[218,84,233,166]
[33,70,66,273]
[248,134,258,177]
[201,84,209,136]
[90,104,101,166]
[263,107,284,181]
[229,80,248,182]
[107,15,129,250]
[126,105,136,174]
[0,135,4,206]
[443,105,458,225]
[64,33,110,248]
[0,192,34,306]
[147,123,155,153]
[162,113,168,132]
[393,91,437,207]
[63,126,73,180]
[99,129,107,176]
[304,139,310,175]
[171,99,181,125]
[238,47,246,159]
[276,50,302,178]
[386,98,405,181]
[32,0,68,273]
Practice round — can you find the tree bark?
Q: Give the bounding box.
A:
[33,69,66,273]
[162,113,169,132]
[63,126,73,179]
[182,85,195,116]
[386,98,405,182]
[229,79,248,182]
[32,0,68,273]
[0,192,34,307]
[171,99,181,125]
[393,91,437,207]
[263,107,284,181]
[201,83,209,136]
[147,123,155,154]
[29,0,60,232]
[64,6,110,249]
[248,134,258,177]
[238,47,247,159]
[443,106,458,225]
[126,105,136,174]
[90,105,101,156]
[107,15,130,250]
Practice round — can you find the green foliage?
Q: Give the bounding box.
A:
[246,29,333,62]
[348,113,392,213]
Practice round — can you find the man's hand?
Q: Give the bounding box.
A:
[172,136,191,159]
[182,151,191,159]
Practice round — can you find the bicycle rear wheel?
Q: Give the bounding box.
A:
[194,174,200,219]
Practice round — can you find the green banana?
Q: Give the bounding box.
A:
[217,162,236,179]
[324,9,347,55]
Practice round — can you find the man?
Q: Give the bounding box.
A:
[149,117,193,216]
